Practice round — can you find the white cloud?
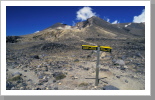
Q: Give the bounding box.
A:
[76,7,96,21]
[133,9,145,23]
[112,20,119,24]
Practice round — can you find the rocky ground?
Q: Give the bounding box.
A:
[6,37,145,90]
[6,16,145,90]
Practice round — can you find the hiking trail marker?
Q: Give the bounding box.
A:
[82,45,112,86]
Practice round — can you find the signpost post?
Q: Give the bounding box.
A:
[82,45,112,86]
[95,46,100,86]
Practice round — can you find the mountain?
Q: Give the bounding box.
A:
[13,16,144,44]
[6,16,145,90]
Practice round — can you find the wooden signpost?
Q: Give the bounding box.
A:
[82,45,112,86]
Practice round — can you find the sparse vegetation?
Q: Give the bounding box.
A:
[7,75,21,81]
[74,59,79,62]
[55,74,66,80]
[53,72,66,80]
[79,82,89,87]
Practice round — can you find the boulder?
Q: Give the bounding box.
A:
[33,55,40,59]
[114,60,125,66]
[12,72,22,76]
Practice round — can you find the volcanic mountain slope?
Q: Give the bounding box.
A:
[6,16,145,90]
[18,16,144,43]
[113,22,145,37]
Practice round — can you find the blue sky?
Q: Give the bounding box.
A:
[6,6,145,36]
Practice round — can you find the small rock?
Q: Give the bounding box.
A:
[71,76,78,79]
[29,68,34,70]
[22,83,27,86]
[27,79,32,81]
[33,55,40,59]
[40,85,46,89]
[47,86,52,90]
[121,55,127,60]
[116,76,120,78]
[78,65,83,68]
[94,86,97,89]
[74,77,78,79]
[43,76,47,79]
[120,67,126,70]
[38,83,43,85]
[37,65,41,68]
[83,67,90,71]
[13,72,22,76]
[42,66,48,71]
[136,52,143,58]
[10,66,15,69]
[24,70,27,72]
[57,66,62,69]
[103,85,119,90]
[53,80,56,83]
[58,83,61,85]
[20,87,24,90]
[112,59,116,63]
[44,72,52,76]
[125,80,128,83]
[64,71,68,75]
[11,87,15,90]
[36,68,42,71]
[17,80,21,83]
[74,59,79,62]
[87,55,91,58]
[54,87,58,90]
[114,60,125,66]
[100,68,109,71]
[24,75,27,77]
[72,55,75,57]
[36,88,41,90]
[39,79,44,83]
[124,66,128,68]
[43,79,48,82]
[38,75,44,79]
[38,55,44,59]
[34,70,37,74]
[6,82,14,90]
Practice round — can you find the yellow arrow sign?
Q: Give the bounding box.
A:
[82,45,112,52]
[82,45,98,50]
[100,46,112,52]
